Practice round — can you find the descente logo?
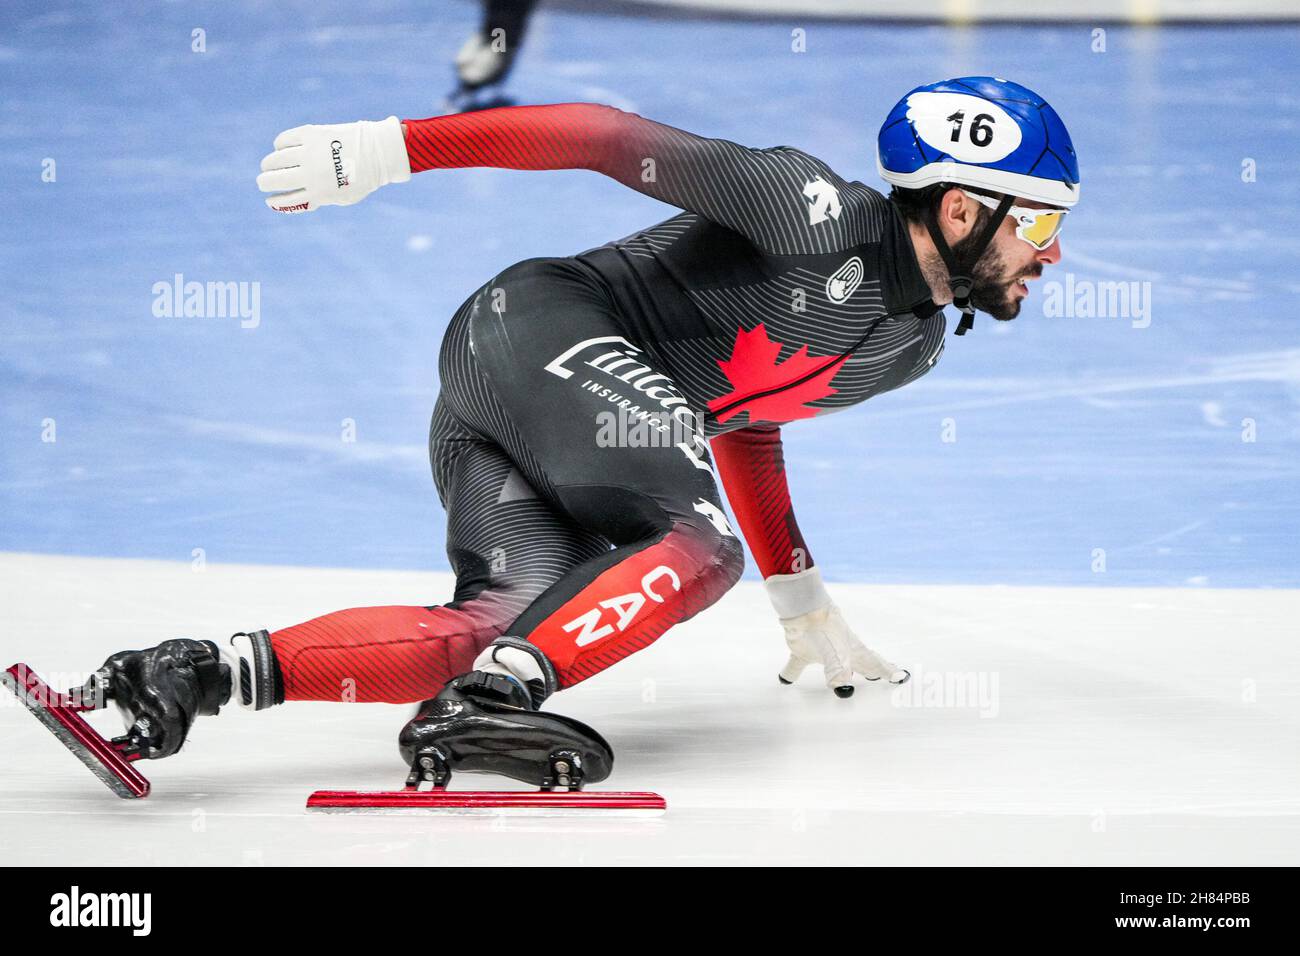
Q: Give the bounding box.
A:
[49,886,151,936]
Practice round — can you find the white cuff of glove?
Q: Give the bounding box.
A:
[368,115,412,186]
[763,566,832,620]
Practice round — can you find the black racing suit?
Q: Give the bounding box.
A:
[269,104,942,703]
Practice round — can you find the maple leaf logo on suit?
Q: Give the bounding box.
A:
[708,324,844,424]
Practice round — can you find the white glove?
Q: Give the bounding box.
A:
[765,568,910,698]
[257,116,411,214]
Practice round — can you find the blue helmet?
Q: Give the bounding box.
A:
[877,76,1079,207]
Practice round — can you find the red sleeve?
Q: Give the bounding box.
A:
[710,425,813,578]
[404,103,627,174]
[401,103,859,256]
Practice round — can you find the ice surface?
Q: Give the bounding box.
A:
[2,554,1296,865]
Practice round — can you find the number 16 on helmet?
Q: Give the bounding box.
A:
[876,76,1080,209]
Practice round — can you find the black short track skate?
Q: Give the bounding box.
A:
[3,640,230,798]
[308,671,665,815]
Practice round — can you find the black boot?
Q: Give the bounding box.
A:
[398,670,613,790]
[88,639,231,759]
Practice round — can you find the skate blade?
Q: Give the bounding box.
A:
[306,789,666,816]
[2,663,151,799]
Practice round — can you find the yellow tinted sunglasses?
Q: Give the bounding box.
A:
[960,189,1068,251]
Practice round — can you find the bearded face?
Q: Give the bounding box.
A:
[950,203,1050,323]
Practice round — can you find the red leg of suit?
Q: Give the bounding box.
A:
[270,604,503,704]
[522,523,739,688]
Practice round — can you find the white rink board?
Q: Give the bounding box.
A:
[1,552,1296,866]
[589,0,1300,21]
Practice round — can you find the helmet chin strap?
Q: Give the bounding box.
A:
[924,192,1014,335]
